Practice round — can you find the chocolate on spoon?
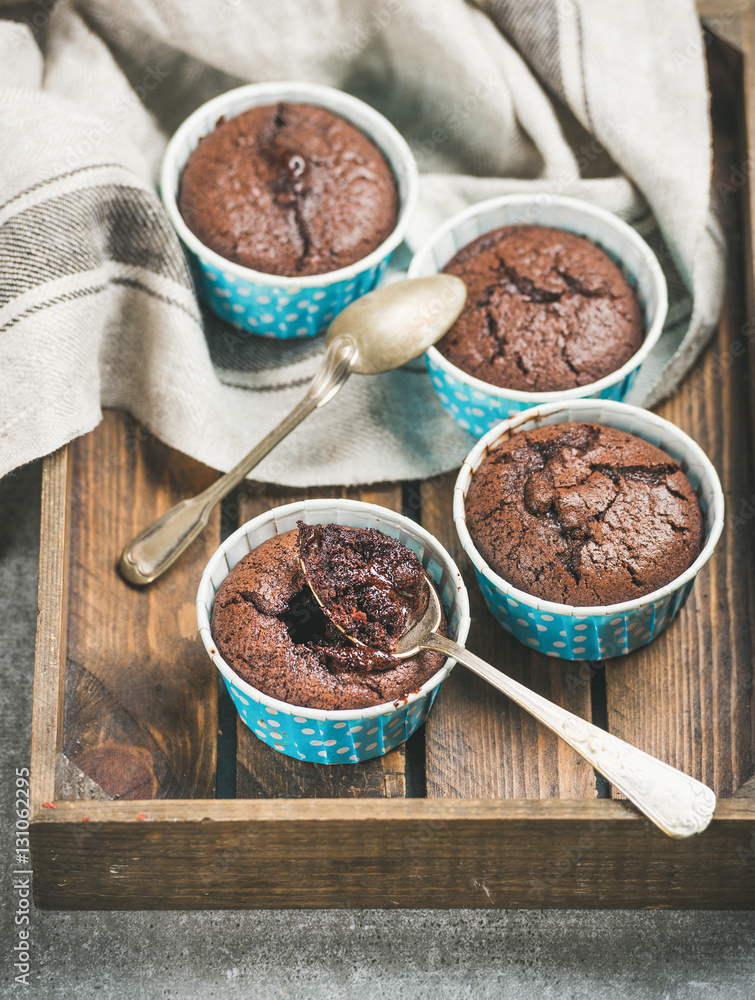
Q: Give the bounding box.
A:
[297,520,431,655]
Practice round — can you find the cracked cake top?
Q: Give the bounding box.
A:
[464,422,704,606]
[437,225,644,392]
[178,102,399,277]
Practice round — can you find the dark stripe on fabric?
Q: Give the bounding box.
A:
[110,276,200,321]
[0,185,191,306]
[0,284,107,333]
[0,163,132,215]
[627,210,655,229]
[483,0,565,102]
[218,375,315,393]
[0,276,200,335]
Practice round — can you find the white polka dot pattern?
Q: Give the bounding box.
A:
[191,250,391,339]
[471,546,696,660]
[425,352,638,438]
[225,682,441,764]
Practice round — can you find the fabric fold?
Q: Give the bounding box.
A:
[0,0,724,485]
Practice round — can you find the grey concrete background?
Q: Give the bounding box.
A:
[1,461,753,999]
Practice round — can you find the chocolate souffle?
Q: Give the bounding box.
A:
[465,422,704,606]
[179,102,399,277]
[211,522,446,711]
[438,225,644,391]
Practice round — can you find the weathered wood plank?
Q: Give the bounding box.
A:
[31,446,71,811]
[697,0,754,19]
[62,410,220,800]
[745,11,755,469]
[605,37,755,798]
[30,797,755,910]
[420,473,596,799]
[234,481,407,798]
[737,12,755,801]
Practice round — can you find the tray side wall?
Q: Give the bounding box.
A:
[30,799,755,909]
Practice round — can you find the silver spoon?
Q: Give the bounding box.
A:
[118,275,467,586]
[304,567,717,839]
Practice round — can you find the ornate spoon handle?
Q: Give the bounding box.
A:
[424,633,717,838]
[118,337,356,585]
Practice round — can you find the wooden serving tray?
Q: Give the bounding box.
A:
[29,31,755,909]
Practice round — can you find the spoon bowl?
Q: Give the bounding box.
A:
[300,554,443,659]
[119,275,467,586]
[327,275,467,376]
[392,574,444,657]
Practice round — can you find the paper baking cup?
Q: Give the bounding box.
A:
[197,499,470,764]
[408,194,668,436]
[162,82,418,338]
[454,400,724,660]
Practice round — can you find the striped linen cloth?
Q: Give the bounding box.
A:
[0,0,724,486]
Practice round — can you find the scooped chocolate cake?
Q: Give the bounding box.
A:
[178,102,399,277]
[437,225,644,391]
[298,521,429,653]
[210,523,446,710]
[465,422,704,606]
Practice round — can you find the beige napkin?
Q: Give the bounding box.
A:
[0,0,724,485]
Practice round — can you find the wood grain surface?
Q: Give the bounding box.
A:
[605,39,755,799]
[62,410,220,800]
[419,473,597,800]
[30,797,755,910]
[30,445,71,812]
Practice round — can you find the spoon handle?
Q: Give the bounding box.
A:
[118,337,356,585]
[423,633,716,839]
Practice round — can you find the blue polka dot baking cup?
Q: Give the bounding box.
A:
[162,82,418,339]
[197,499,470,764]
[408,194,668,436]
[454,400,724,661]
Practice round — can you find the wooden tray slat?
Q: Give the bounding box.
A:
[604,58,755,799]
[28,797,755,910]
[420,474,597,799]
[62,410,221,800]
